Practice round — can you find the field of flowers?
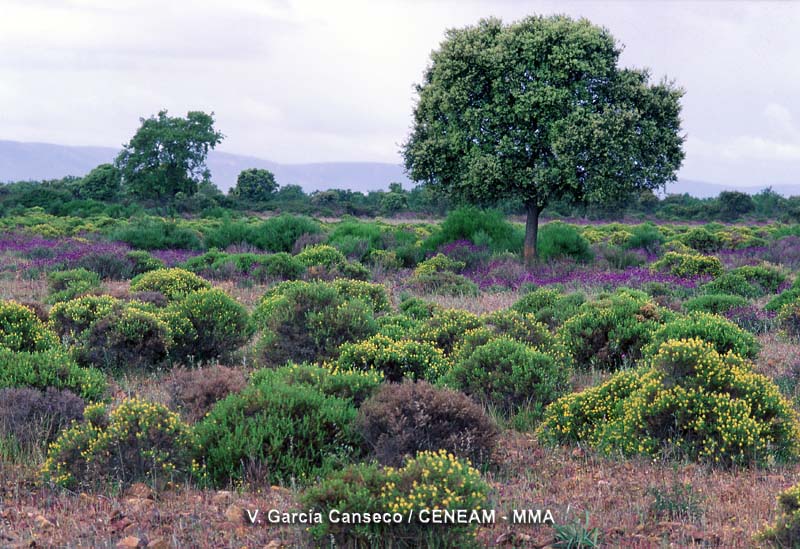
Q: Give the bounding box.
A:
[3,207,800,547]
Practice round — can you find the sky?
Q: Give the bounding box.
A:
[1,0,799,187]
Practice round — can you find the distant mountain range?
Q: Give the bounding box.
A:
[0,139,798,197]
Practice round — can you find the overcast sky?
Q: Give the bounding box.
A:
[1,0,799,186]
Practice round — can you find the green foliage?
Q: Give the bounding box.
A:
[302,450,490,547]
[251,252,305,280]
[730,264,786,294]
[49,294,119,343]
[331,279,391,313]
[195,374,360,487]
[702,272,761,298]
[296,244,346,268]
[767,288,800,312]
[644,311,759,359]
[680,227,724,253]
[328,219,386,261]
[46,268,101,303]
[0,348,106,402]
[129,268,211,301]
[115,110,224,200]
[422,206,523,254]
[167,288,252,362]
[79,307,171,371]
[558,291,670,370]
[512,288,586,328]
[624,223,665,252]
[251,363,382,407]
[539,338,800,466]
[552,511,601,549]
[537,222,593,262]
[110,218,204,250]
[78,163,121,201]
[778,301,800,340]
[0,300,57,352]
[230,168,278,202]
[336,334,450,382]
[447,338,568,423]
[758,483,800,547]
[651,251,723,278]
[413,253,465,276]
[684,294,748,314]
[413,308,482,355]
[718,191,755,221]
[648,482,705,521]
[399,296,442,320]
[253,280,378,364]
[43,398,197,490]
[126,250,165,275]
[407,270,479,297]
[252,214,322,252]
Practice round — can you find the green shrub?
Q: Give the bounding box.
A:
[651,252,723,278]
[126,250,165,276]
[538,222,593,262]
[731,264,786,294]
[447,338,568,421]
[0,300,57,353]
[413,308,482,355]
[129,268,211,301]
[558,292,670,371]
[702,272,761,298]
[684,294,748,314]
[251,252,305,280]
[302,450,490,547]
[43,398,197,490]
[399,296,442,320]
[49,295,119,343]
[624,223,665,252]
[766,288,800,312]
[0,347,106,402]
[423,205,523,254]
[539,338,800,467]
[79,307,171,371]
[296,244,346,268]
[168,288,252,362]
[778,301,800,340]
[331,279,391,313]
[203,218,254,249]
[356,380,498,466]
[644,311,759,360]
[110,218,204,250]
[47,268,101,303]
[680,227,724,253]
[758,483,800,546]
[195,376,360,487]
[252,214,322,252]
[512,288,585,328]
[328,220,386,261]
[338,260,371,281]
[336,334,450,382]
[413,253,465,276]
[253,281,378,364]
[407,270,479,296]
[251,363,382,407]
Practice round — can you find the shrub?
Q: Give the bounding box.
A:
[43,398,198,490]
[680,227,724,253]
[407,270,479,296]
[399,296,442,320]
[47,268,101,303]
[331,279,391,313]
[357,380,498,467]
[0,387,85,454]
[252,214,322,252]
[558,292,670,370]
[252,363,382,407]
[538,222,593,262]
[75,252,133,280]
[110,218,204,250]
[731,264,786,294]
[254,281,378,364]
[79,307,171,371]
[336,334,450,382]
[126,250,165,275]
[539,338,800,467]
[168,289,252,362]
[766,288,800,312]
[512,288,586,328]
[481,309,555,349]
[624,223,665,253]
[702,272,761,298]
[295,244,346,268]
[724,305,777,335]
[413,253,465,276]
[684,294,748,314]
[413,308,482,355]
[779,301,800,340]
[651,252,723,278]
[129,268,211,301]
[644,311,759,360]
[759,483,800,546]
[0,347,106,401]
[195,376,360,487]
[423,205,523,254]
[447,338,568,422]
[49,294,119,343]
[302,450,490,547]
[328,220,386,261]
[203,219,255,249]
[0,300,58,352]
[251,252,305,281]
[167,366,247,423]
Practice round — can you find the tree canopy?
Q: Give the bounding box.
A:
[402,15,685,264]
[231,168,278,203]
[115,110,224,201]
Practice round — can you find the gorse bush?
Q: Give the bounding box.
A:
[254,280,378,364]
[126,250,165,275]
[79,307,171,371]
[43,398,198,490]
[539,338,800,467]
[702,272,761,298]
[758,483,800,547]
[49,294,119,343]
[0,300,57,352]
[512,288,586,328]
[684,294,749,314]
[129,268,211,301]
[680,227,724,253]
[46,268,101,303]
[644,311,760,360]
[413,308,482,355]
[413,253,465,276]
[766,287,800,312]
[624,223,665,253]
[407,270,479,296]
[302,450,490,548]
[331,278,391,313]
[195,374,361,487]
[537,222,593,263]
[328,219,386,261]
[651,252,723,278]
[778,301,800,340]
[731,264,786,294]
[336,334,450,382]
[295,244,346,268]
[447,338,568,423]
[252,214,322,252]
[356,380,498,467]
[0,347,106,401]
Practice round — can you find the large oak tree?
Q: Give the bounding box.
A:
[402,15,685,265]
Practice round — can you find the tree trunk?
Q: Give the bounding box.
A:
[524,202,540,268]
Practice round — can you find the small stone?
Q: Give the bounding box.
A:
[116,536,142,549]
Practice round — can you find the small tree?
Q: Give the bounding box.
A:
[78,164,121,201]
[718,190,755,220]
[231,168,278,203]
[403,15,685,265]
[116,110,224,201]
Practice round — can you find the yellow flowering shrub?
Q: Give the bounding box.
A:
[336,334,450,382]
[0,347,107,402]
[413,253,465,276]
[302,450,490,547]
[758,483,800,546]
[42,398,198,490]
[49,295,119,343]
[651,251,723,278]
[778,300,800,340]
[295,244,346,268]
[539,338,800,467]
[0,300,57,352]
[413,308,482,355]
[129,268,211,301]
[643,311,759,359]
